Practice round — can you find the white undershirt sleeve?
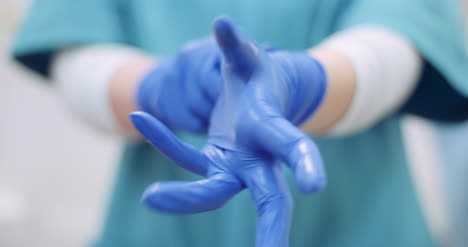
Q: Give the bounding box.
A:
[51,44,153,135]
[316,26,422,136]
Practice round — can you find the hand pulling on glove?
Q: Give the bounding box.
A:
[130,16,328,247]
[137,37,222,133]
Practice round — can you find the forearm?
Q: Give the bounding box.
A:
[301,49,356,134]
[108,58,153,136]
[301,27,422,136]
[52,44,154,137]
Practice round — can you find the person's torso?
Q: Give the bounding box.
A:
[95,1,435,246]
[119,0,346,55]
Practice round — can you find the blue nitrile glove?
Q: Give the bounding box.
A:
[130,16,327,247]
[137,38,222,133]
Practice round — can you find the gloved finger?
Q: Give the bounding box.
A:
[253,116,326,194]
[239,161,292,247]
[142,173,243,214]
[213,16,257,80]
[129,111,209,176]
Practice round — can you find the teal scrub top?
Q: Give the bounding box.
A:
[12,0,468,246]
[433,122,468,245]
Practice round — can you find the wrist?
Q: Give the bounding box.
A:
[136,61,166,117]
[109,58,154,136]
[271,51,328,126]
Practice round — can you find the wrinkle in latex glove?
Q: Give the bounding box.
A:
[130,16,328,247]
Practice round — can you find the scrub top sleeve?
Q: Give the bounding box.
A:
[11,0,125,77]
[336,0,468,120]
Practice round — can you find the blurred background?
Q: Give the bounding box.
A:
[1,1,120,246]
[0,0,467,246]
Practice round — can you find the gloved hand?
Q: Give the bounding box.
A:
[130,16,328,247]
[137,38,222,133]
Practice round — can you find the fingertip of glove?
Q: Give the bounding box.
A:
[129,111,149,123]
[295,160,327,194]
[128,111,145,130]
[296,174,327,194]
[213,15,233,34]
[213,16,237,49]
[141,183,161,208]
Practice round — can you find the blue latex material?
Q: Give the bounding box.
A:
[137,38,222,133]
[130,16,328,247]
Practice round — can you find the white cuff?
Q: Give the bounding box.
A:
[318,26,422,136]
[51,44,152,135]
